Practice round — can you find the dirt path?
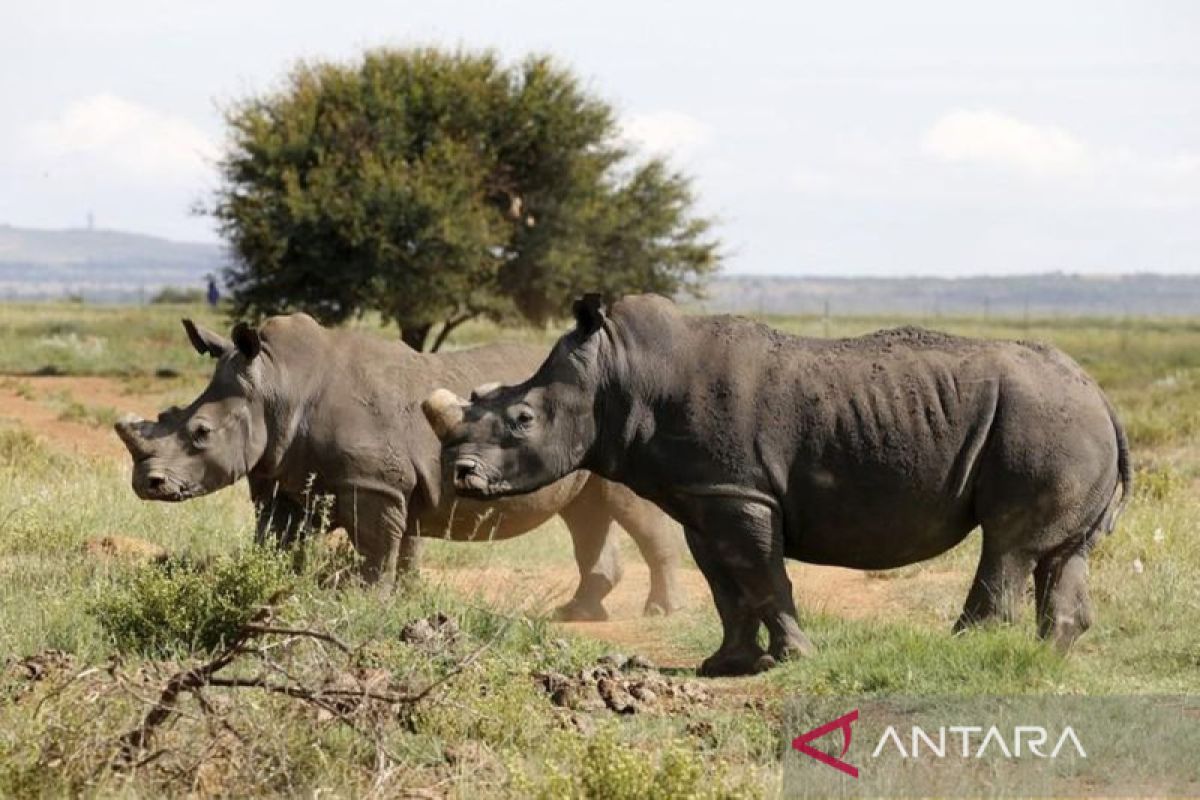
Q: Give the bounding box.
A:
[0,375,163,458]
[428,561,967,667]
[3,373,969,666]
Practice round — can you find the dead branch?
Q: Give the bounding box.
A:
[205,676,407,706]
[112,607,502,773]
[241,623,351,653]
[113,605,274,766]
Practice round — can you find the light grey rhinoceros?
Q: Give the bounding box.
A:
[114,313,682,620]
[425,294,1132,675]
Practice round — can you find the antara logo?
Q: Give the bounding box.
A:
[792,709,860,778]
[792,709,1087,778]
[871,724,1087,759]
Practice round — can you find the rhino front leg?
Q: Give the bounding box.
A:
[689,499,815,677]
[339,490,407,589]
[685,525,768,677]
[249,478,308,547]
[397,533,424,575]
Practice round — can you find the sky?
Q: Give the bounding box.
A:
[1,0,1198,276]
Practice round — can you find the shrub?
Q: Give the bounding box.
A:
[508,727,761,800]
[90,547,292,655]
[149,286,205,305]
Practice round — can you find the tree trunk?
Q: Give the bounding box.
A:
[399,324,432,352]
[428,312,477,353]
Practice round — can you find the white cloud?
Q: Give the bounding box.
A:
[25,93,217,183]
[621,110,710,157]
[921,109,1092,177]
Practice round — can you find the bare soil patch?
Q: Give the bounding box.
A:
[428,561,967,667]
[0,374,164,459]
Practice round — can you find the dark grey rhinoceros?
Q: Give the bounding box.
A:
[114,313,683,620]
[424,294,1131,676]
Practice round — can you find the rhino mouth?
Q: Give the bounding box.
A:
[451,457,511,498]
[133,470,203,503]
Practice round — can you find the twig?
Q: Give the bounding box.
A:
[32,666,99,720]
[242,624,351,653]
[205,676,408,706]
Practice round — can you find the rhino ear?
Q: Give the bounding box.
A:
[572,293,606,336]
[231,322,262,361]
[182,319,232,358]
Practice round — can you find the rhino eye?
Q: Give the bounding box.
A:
[191,424,212,447]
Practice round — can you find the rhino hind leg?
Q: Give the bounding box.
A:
[965,463,1112,647]
[953,547,1035,632]
[556,494,623,622]
[603,483,684,616]
[1034,548,1093,653]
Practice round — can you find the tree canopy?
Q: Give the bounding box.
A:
[210,48,720,351]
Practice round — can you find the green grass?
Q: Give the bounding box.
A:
[0,303,1197,796]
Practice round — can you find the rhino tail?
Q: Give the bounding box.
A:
[1100,393,1133,538]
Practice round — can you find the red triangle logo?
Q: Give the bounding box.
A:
[791,709,859,778]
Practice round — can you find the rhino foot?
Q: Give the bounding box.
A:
[698,648,774,678]
[642,598,682,617]
[553,598,610,622]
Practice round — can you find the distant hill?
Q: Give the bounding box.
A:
[0,224,225,300]
[2,224,1198,315]
[700,274,1200,318]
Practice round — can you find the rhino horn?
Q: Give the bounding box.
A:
[422,389,467,441]
[114,413,153,459]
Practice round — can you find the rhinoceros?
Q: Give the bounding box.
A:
[113,313,683,620]
[424,294,1132,675]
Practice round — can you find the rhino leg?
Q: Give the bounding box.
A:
[689,505,814,677]
[953,546,1035,631]
[397,533,424,575]
[249,478,309,547]
[604,483,684,616]
[686,525,767,676]
[556,493,622,621]
[1034,548,1093,653]
[339,490,407,589]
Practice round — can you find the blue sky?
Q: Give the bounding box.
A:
[1,0,1197,275]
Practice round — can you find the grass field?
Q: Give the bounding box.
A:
[0,302,1196,797]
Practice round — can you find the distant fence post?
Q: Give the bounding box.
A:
[823,299,831,338]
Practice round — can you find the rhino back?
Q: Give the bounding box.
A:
[268,328,587,534]
[297,335,544,482]
[612,305,1117,567]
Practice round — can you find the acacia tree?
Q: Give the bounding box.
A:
[210,48,719,351]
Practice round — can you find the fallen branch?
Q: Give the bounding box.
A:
[205,676,407,706]
[112,608,502,773]
[113,605,274,766]
[241,623,350,653]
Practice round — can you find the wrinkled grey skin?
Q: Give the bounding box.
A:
[114,313,682,620]
[426,294,1132,676]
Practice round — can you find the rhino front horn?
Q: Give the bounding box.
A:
[422,389,467,441]
[114,413,151,459]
